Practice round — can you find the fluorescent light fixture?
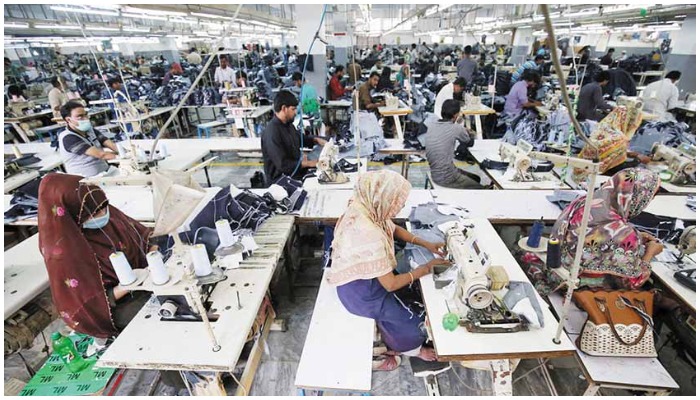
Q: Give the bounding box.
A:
[191,12,232,20]
[170,18,198,25]
[86,26,120,31]
[35,24,82,30]
[122,13,168,21]
[425,6,439,17]
[122,27,151,33]
[438,4,455,12]
[519,25,532,29]
[50,6,119,17]
[124,7,187,17]
[4,22,29,29]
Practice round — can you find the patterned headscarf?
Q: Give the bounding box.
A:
[552,168,660,288]
[326,170,412,286]
[578,102,644,176]
[38,174,152,338]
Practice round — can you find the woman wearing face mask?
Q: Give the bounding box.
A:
[58,100,119,177]
[38,174,155,337]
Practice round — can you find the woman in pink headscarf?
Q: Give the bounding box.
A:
[327,170,450,371]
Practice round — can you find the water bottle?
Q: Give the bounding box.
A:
[51,332,89,373]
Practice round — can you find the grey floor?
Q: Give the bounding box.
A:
[4,142,696,396]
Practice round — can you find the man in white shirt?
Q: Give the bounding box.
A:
[214,55,236,86]
[434,77,466,119]
[186,47,202,65]
[48,77,68,119]
[641,70,682,121]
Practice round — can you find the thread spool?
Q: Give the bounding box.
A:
[146,251,169,285]
[190,244,213,277]
[527,218,544,248]
[546,238,561,269]
[109,252,137,286]
[158,300,178,318]
[158,142,168,158]
[11,145,22,159]
[215,219,235,248]
[136,147,147,162]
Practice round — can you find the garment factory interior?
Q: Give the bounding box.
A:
[3,2,698,397]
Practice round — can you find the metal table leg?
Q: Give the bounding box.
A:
[393,115,404,141]
[202,157,212,187]
[475,115,484,139]
[11,122,31,143]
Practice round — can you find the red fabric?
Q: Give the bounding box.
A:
[38,174,152,338]
[329,75,344,100]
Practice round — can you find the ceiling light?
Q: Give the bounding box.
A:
[170,18,198,25]
[122,13,167,21]
[4,22,29,29]
[191,12,232,20]
[35,24,82,30]
[86,27,120,31]
[122,27,151,32]
[425,6,439,17]
[50,6,119,17]
[123,7,187,17]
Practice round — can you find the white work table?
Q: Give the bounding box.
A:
[4,234,47,319]
[378,139,424,179]
[4,143,63,172]
[378,100,412,141]
[419,218,577,361]
[652,252,696,313]
[461,104,497,139]
[97,215,295,376]
[468,140,572,190]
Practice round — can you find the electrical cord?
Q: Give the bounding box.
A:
[291,4,329,177]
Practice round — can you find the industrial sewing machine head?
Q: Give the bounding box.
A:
[6,100,37,117]
[317,139,350,184]
[673,226,696,291]
[114,141,168,175]
[498,141,539,182]
[436,220,527,333]
[651,143,696,185]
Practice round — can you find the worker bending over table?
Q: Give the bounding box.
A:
[424,99,484,189]
[527,168,684,328]
[261,90,326,185]
[576,71,614,122]
[326,171,450,371]
[59,100,119,177]
[641,70,682,122]
[503,70,542,119]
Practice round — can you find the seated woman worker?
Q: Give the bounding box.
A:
[548,167,664,291]
[326,170,450,371]
[38,174,187,389]
[38,173,154,337]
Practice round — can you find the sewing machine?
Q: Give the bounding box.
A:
[384,93,399,109]
[5,100,37,117]
[651,143,696,185]
[463,92,482,110]
[436,220,527,333]
[674,226,696,291]
[316,139,349,184]
[499,141,538,182]
[114,141,168,175]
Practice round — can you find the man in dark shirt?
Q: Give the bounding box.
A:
[456,45,477,87]
[577,71,614,121]
[261,91,327,184]
[355,72,385,111]
[600,48,615,66]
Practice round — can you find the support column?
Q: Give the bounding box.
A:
[296,4,327,100]
[330,10,351,67]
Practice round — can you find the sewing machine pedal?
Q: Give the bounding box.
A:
[410,358,451,378]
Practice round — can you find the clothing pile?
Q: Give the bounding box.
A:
[147,78,192,107]
[502,111,549,150]
[346,111,388,158]
[4,177,41,224]
[629,121,695,154]
[188,87,222,107]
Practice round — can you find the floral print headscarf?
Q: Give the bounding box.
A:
[327,170,412,286]
[552,168,660,289]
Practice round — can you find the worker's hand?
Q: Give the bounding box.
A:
[534,101,543,106]
[423,241,447,257]
[103,152,117,160]
[420,258,452,276]
[643,240,665,260]
[378,101,386,107]
[639,232,658,244]
[315,137,328,146]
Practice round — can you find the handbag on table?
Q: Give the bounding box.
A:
[572,289,657,357]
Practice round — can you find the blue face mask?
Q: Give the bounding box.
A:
[83,209,110,229]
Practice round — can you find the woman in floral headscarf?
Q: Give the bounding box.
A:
[327,170,450,371]
[548,168,664,291]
